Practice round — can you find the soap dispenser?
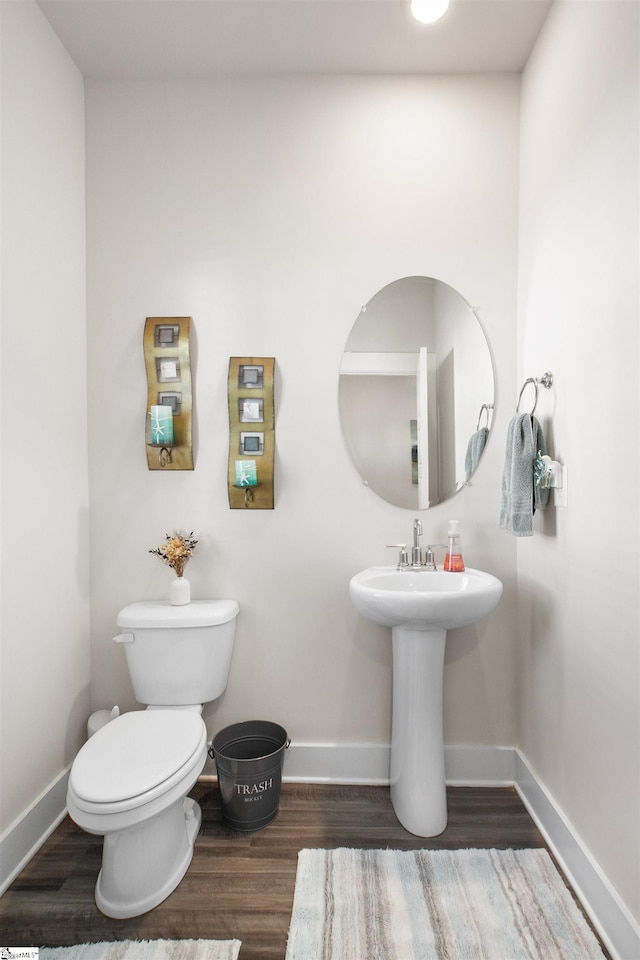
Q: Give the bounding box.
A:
[444,520,465,572]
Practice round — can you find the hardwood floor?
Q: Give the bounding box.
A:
[0,782,609,959]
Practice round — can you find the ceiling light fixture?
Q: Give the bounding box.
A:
[410,0,450,24]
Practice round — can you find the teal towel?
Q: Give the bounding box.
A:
[465,426,489,479]
[500,414,550,536]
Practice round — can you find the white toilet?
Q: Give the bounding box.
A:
[67,599,239,919]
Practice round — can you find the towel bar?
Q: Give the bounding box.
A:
[516,372,553,414]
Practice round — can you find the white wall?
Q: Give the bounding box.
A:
[85,76,520,752]
[0,2,89,835]
[518,0,639,925]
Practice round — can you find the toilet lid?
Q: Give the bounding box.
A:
[70,711,205,804]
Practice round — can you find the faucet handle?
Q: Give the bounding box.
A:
[387,544,409,569]
[425,543,448,571]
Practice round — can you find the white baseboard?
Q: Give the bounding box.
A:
[515,750,640,960]
[444,744,517,785]
[280,742,516,786]
[282,741,390,783]
[0,766,70,897]
[2,744,637,960]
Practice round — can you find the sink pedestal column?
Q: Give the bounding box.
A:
[390,625,447,837]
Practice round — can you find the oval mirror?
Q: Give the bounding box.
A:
[339,277,494,509]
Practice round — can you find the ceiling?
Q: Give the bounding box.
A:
[37,0,553,80]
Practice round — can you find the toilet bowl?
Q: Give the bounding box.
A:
[67,709,208,918]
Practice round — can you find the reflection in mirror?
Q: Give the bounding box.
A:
[339,277,494,509]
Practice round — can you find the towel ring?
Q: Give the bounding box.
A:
[516,372,553,415]
[476,403,494,430]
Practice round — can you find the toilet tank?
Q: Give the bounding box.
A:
[115,600,239,706]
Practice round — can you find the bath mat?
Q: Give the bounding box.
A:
[39,940,241,960]
[285,847,606,959]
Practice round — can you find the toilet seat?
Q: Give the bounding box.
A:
[69,711,207,816]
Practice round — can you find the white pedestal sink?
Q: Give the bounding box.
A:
[349,566,503,837]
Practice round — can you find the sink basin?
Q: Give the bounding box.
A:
[349,566,503,630]
[349,563,503,838]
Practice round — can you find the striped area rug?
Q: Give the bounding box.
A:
[39,941,241,960]
[285,848,607,959]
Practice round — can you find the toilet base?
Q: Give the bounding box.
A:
[95,797,201,919]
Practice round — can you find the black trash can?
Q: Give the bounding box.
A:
[212,720,289,832]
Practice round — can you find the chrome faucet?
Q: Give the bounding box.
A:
[411,518,423,567]
[388,523,447,571]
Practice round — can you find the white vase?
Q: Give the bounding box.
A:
[170,576,191,606]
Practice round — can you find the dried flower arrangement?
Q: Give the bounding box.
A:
[149,530,198,579]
